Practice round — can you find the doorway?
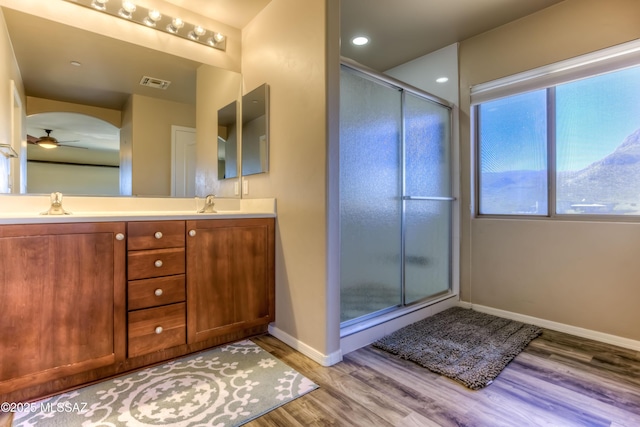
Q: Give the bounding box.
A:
[171,126,197,197]
[339,63,454,327]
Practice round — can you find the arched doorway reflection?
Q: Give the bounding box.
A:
[26,112,120,195]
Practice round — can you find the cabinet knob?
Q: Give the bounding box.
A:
[154,231,163,239]
[189,230,196,237]
[155,326,163,334]
[154,288,163,297]
[154,260,163,268]
[115,233,125,241]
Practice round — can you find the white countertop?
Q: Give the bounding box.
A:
[0,195,276,224]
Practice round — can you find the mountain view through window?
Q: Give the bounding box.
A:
[478,65,640,216]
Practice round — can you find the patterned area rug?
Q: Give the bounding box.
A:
[13,340,318,426]
[373,307,542,390]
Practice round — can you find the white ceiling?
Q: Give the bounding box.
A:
[340,0,566,71]
[163,0,271,29]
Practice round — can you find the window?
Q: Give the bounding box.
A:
[555,67,640,215]
[478,90,547,215]
[473,42,640,217]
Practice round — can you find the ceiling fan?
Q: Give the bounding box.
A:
[27,129,83,149]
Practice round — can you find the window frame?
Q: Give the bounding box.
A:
[471,39,640,221]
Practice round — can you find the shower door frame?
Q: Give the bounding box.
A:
[339,58,458,331]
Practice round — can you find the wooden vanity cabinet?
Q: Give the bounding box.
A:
[126,221,186,358]
[186,218,275,343]
[0,222,126,400]
[0,216,275,402]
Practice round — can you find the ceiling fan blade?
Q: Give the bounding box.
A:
[28,130,88,149]
[58,144,88,150]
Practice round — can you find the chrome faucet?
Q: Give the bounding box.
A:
[41,192,71,215]
[198,194,217,213]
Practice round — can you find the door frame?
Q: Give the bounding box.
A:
[170,125,197,197]
[10,80,24,193]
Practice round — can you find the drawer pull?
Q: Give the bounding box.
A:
[189,230,196,237]
[154,288,163,297]
[154,260,163,268]
[115,233,125,241]
[154,231,163,239]
[155,326,163,334]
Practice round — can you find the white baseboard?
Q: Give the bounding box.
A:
[461,302,640,352]
[268,324,343,367]
[340,296,460,355]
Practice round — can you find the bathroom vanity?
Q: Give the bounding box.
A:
[0,196,275,402]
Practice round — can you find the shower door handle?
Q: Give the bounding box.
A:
[402,196,456,201]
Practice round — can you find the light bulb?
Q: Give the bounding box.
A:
[207,33,225,47]
[122,1,136,12]
[188,26,207,41]
[118,1,136,19]
[91,0,108,11]
[352,36,369,46]
[166,17,184,33]
[207,32,224,46]
[38,142,57,149]
[143,9,162,26]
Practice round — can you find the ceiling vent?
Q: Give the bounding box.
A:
[139,76,171,90]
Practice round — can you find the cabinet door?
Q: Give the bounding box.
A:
[186,218,275,343]
[0,222,126,396]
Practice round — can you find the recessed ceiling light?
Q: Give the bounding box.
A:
[351,36,369,46]
[436,77,449,83]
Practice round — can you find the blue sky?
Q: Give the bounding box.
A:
[480,65,640,172]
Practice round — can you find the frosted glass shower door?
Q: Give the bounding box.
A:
[340,68,402,323]
[403,93,452,304]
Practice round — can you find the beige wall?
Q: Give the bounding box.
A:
[459,0,640,341]
[130,94,196,196]
[0,7,24,193]
[242,0,334,356]
[27,162,119,195]
[26,97,121,128]
[195,64,241,198]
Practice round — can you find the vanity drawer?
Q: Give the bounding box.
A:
[128,275,186,310]
[127,221,185,251]
[128,248,185,280]
[128,303,186,358]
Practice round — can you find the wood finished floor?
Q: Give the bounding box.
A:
[248,330,640,427]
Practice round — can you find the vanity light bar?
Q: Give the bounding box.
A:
[63,0,227,51]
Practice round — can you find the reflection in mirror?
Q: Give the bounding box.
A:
[2,7,242,197]
[217,101,238,180]
[26,112,120,195]
[241,84,269,176]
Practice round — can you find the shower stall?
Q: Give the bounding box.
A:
[340,61,454,327]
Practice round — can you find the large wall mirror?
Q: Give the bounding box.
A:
[241,84,269,176]
[217,101,238,180]
[2,7,242,197]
